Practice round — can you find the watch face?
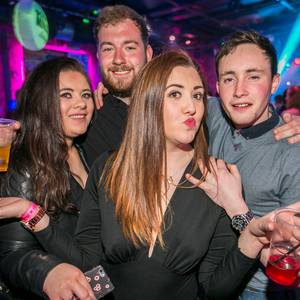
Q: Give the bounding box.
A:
[232,215,247,232]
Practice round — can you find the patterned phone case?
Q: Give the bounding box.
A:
[84,265,114,299]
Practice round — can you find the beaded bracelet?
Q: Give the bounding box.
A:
[20,202,39,222]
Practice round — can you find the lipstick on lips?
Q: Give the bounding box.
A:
[184,117,196,129]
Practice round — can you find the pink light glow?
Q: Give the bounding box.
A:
[8,35,25,100]
[45,44,89,55]
[8,42,98,104]
[44,44,97,89]
[294,58,300,66]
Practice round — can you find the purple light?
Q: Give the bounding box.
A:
[8,41,98,101]
[8,35,25,101]
[44,44,97,89]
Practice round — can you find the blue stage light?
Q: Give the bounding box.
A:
[7,100,17,112]
[278,13,300,74]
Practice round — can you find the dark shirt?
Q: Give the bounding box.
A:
[35,154,257,300]
[80,94,128,167]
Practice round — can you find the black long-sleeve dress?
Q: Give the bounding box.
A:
[35,154,257,300]
[0,146,89,300]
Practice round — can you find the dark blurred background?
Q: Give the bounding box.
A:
[1,0,300,117]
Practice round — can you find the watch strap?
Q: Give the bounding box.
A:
[232,210,254,232]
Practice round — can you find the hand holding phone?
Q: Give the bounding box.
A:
[84,265,114,299]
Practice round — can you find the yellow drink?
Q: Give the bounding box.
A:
[0,144,11,172]
[0,118,15,172]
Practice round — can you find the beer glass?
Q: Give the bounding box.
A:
[0,118,16,172]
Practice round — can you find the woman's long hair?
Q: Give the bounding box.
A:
[8,57,93,216]
[102,50,210,247]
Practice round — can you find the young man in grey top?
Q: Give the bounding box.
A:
[193,31,300,300]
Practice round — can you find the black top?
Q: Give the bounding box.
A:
[79,94,128,167]
[36,154,257,300]
[0,146,88,299]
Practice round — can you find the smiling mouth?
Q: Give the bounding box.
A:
[69,114,86,119]
[112,70,131,76]
[110,65,132,76]
[232,103,252,108]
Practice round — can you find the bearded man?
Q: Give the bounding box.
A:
[81,5,153,166]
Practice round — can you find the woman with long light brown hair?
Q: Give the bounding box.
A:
[0,50,275,300]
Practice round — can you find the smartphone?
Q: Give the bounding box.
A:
[84,265,114,299]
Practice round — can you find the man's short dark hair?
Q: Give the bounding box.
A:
[215,30,278,78]
[94,5,150,46]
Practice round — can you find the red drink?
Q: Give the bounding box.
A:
[266,255,300,286]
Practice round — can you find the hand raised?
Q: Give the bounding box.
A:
[185,157,214,198]
[0,120,20,147]
[186,157,248,218]
[94,82,108,110]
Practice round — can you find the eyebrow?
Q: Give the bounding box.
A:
[59,88,91,92]
[100,40,139,47]
[165,84,204,90]
[220,68,265,77]
[60,88,73,92]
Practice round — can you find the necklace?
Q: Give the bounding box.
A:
[165,173,191,191]
[164,150,195,192]
[162,174,192,198]
[167,176,187,186]
[167,176,174,185]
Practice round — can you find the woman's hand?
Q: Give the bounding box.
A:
[43,263,96,300]
[0,120,20,147]
[186,157,249,218]
[0,197,31,219]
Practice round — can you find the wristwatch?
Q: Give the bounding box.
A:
[231,210,254,232]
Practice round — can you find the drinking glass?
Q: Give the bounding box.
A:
[0,118,16,172]
[266,208,300,286]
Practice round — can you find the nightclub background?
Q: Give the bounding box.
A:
[0,0,300,117]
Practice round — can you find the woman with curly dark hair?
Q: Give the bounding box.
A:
[0,56,94,299]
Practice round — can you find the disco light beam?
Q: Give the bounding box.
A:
[278,13,300,74]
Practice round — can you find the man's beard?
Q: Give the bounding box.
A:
[100,65,134,99]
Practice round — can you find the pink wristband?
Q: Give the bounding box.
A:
[20,202,39,222]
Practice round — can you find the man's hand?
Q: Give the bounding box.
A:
[274,113,300,144]
[94,82,108,110]
[43,263,96,300]
[238,216,274,259]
